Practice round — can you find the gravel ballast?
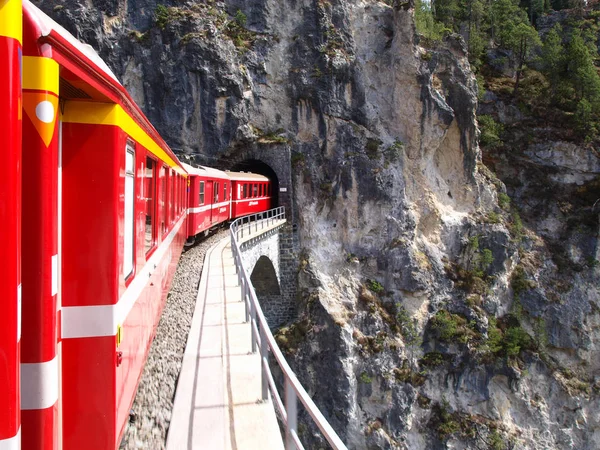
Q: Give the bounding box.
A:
[121,229,229,449]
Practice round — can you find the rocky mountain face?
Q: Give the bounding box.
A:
[36,0,599,448]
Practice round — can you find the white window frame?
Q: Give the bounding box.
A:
[124,144,135,279]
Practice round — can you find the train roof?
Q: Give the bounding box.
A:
[23,1,184,174]
[182,162,230,180]
[225,171,270,182]
[23,1,119,84]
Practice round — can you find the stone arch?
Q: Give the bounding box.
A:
[250,255,284,328]
[250,256,281,295]
[230,159,280,207]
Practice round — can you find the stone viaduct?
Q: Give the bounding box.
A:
[190,142,299,328]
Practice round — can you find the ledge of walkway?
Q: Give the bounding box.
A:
[237,219,286,246]
[166,236,284,450]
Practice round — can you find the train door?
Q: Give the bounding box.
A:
[212,180,220,224]
[207,180,214,225]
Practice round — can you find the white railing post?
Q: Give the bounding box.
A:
[243,280,250,322]
[251,300,257,353]
[260,324,269,401]
[285,379,298,450]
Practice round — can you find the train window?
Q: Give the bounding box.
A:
[260,184,263,197]
[253,184,258,197]
[214,182,219,203]
[124,145,135,279]
[144,157,156,255]
[170,171,175,223]
[243,183,248,199]
[161,166,167,236]
[223,183,227,201]
[174,175,179,216]
[199,181,205,205]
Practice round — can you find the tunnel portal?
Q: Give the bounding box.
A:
[230,159,280,207]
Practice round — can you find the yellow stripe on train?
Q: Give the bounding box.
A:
[23,57,60,94]
[62,101,185,174]
[0,0,22,43]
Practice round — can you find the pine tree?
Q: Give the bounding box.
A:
[540,25,565,102]
[567,30,600,107]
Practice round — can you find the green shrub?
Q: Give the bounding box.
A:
[489,429,506,450]
[436,399,460,438]
[504,326,530,357]
[420,351,445,367]
[498,193,511,210]
[431,310,478,344]
[360,372,372,384]
[486,318,504,354]
[480,248,494,271]
[155,4,170,29]
[366,279,385,294]
[478,115,504,147]
[511,265,534,296]
[509,210,523,238]
[487,211,501,223]
[234,9,247,27]
[415,0,448,42]
[396,306,420,346]
[365,138,381,159]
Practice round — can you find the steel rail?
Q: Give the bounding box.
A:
[230,207,347,450]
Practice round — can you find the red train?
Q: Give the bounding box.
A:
[0,2,272,450]
[183,163,272,242]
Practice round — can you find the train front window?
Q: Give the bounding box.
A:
[144,157,156,255]
[124,145,135,279]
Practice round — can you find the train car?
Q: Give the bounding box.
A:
[0,1,22,448]
[19,2,187,449]
[227,171,272,219]
[183,162,231,240]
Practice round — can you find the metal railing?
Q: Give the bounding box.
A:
[230,207,347,450]
[232,206,286,242]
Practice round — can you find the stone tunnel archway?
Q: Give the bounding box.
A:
[250,255,286,329]
[230,159,280,207]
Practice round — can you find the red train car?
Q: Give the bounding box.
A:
[183,162,231,240]
[0,1,22,448]
[18,2,187,449]
[227,171,272,218]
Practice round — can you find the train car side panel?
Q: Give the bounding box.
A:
[20,52,61,450]
[60,116,120,449]
[0,0,22,446]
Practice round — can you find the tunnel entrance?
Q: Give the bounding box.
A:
[230,159,280,207]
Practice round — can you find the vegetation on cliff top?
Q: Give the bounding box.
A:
[416,0,600,142]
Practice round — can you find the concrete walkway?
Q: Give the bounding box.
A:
[166,236,284,450]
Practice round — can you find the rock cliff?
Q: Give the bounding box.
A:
[35,0,599,448]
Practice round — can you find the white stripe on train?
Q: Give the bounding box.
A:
[61,215,185,339]
[21,358,59,410]
[0,427,20,450]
